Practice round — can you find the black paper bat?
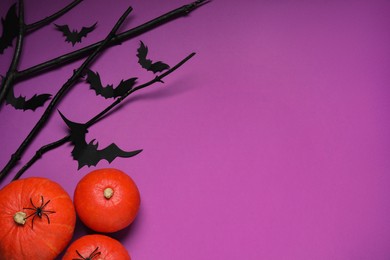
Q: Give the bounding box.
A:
[86,69,137,99]
[0,4,19,54]
[54,22,97,46]
[59,111,142,169]
[5,85,51,111]
[137,41,170,74]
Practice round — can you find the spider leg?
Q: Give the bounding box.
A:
[23,207,37,211]
[24,211,37,220]
[41,198,51,209]
[43,213,50,224]
[89,247,101,258]
[40,195,45,208]
[30,197,37,208]
[74,249,86,259]
[31,214,36,229]
[22,196,56,229]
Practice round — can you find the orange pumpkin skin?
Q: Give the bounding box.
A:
[62,234,131,260]
[74,168,140,233]
[0,177,76,260]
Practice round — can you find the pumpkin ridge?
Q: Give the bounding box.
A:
[50,222,76,232]
[24,206,60,253]
[19,213,72,259]
[0,224,13,247]
[47,193,72,201]
[0,177,76,259]
[5,222,27,259]
[0,226,13,255]
[31,229,59,258]
[17,232,27,260]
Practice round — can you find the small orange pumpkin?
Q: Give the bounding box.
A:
[0,177,76,260]
[62,234,131,260]
[74,168,140,233]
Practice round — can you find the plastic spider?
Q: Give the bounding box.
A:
[73,247,101,260]
[23,195,56,229]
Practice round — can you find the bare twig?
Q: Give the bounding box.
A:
[12,136,70,181]
[12,53,196,181]
[26,0,83,32]
[88,53,196,126]
[0,0,25,108]
[0,6,133,182]
[16,0,208,80]
[0,0,84,107]
[1,0,207,183]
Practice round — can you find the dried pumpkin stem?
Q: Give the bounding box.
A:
[13,211,27,225]
[103,187,114,199]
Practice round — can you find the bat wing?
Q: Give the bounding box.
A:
[98,143,142,164]
[55,23,96,46]
[6,87,51,111]
[78,22,97,41]
[58,110,88,148]
[149,61,170,73]
[73,141,96,169]
[86,69,105,95]
[137,41,152,70]
[54,24,71,37]
[86,69,137,99]
[23,93,52,111]
[58,111,92,167]
[54,23,78,45]
[76,140,142,169]
[113,77,137,98]
[86,69,117,98]
[136,41,169,74]
[59,111,142,169]
[0,4,19,54]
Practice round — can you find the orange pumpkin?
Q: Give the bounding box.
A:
[62,234,131,260]
[0,177,76,260]
[74,168,140,233]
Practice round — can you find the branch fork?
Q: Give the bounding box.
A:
[0,0,206,183]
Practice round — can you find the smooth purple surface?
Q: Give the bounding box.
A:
[1,0,390,259]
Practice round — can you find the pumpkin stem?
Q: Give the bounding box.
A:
[13,211,27,225]
[103,187,114,199]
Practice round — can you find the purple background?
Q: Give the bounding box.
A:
[1,0,390,259]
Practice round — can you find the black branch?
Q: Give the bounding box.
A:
[0,0,25,109]
[16,0,208,80]
[0,6,134,181]
[0,0,84,107]
[26,0,83,32]
[0,0,207,183]
[12,52,196,181]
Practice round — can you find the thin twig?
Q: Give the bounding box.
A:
[0,0,25,108]
[26,0,83,32]
[0,6,133,182]
[87,52,196,127]
[0,0,83,107]
[16,0,208,80]
[12,52,196,181]
[12,136,70,181]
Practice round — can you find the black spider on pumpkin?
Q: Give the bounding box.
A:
[23,195,56,229]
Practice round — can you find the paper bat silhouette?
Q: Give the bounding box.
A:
[0,4,19,54]
[59,111,142,169]
[86,69,137,99]
[54,22,97,46]
[5,85,51,111]
[137,41,170,74]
